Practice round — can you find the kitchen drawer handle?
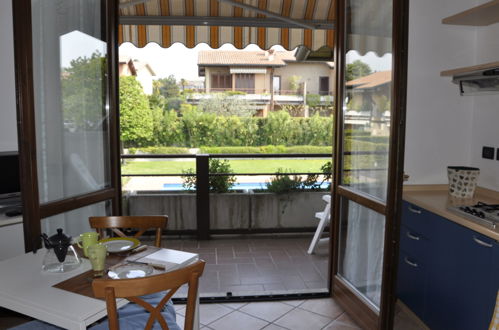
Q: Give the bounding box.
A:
[473,236,493,248]
[406,231,420,241]
[404,257,418,268]
[408,205,421,214]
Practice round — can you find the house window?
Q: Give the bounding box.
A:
[319,76,329,95]
[235,74,255,93]
[273,76,281,94]
[211,73,232,91]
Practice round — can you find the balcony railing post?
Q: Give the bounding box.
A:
[196,154,210,240]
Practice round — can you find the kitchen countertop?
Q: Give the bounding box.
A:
[403,184,499,241]
[0,214,22,227]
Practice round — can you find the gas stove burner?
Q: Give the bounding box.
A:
[473,202,499,211]
[459,206,486,218]
[448,201,499,232]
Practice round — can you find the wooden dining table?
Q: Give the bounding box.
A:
[0,245,199,330]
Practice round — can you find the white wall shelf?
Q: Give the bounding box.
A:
[440,60,499,77]
[442,0,499,26]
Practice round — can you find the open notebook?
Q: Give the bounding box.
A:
[133,249,198,272]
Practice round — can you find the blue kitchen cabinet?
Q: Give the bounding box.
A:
[397,247,428,318]
[397,202,435,321]
[398,201,498,330]
[426,216,496,330]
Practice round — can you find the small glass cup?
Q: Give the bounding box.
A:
[87,243,107,277]
[76,231,99,257]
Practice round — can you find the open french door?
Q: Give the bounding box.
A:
[331,0,409,329]
[12,0,121,252]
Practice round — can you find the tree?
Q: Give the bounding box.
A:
[61,51,107,130]
[346,60,372,81]
[149,80,167,110]
[288,75,302,94]
[197,92,256,117]
[156,75,179,98]
[180,78,187,92]
[119,76,154,147]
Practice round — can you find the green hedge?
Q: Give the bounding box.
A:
[128,146,190,154]
[125,108,391,152]
[130,145,334,154]
[200,145,333,154]
[127,109,334,148]
[128,143,388,155]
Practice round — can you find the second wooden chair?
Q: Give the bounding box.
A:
[89,216,168,248]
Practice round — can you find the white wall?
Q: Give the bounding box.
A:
[470,22,499,190]
[0,0,18,152]
[404,0,476,185]
[274,62,332,94]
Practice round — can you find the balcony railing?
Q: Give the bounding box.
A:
[121,152,387,239]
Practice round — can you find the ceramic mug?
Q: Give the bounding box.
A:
[76,232,99,257]
[87,243,107,277]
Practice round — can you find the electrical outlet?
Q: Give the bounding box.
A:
[482,146,494,160]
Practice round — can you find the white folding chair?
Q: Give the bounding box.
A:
[307,194,331,254]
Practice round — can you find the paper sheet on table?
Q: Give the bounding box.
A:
[137,249,198,271]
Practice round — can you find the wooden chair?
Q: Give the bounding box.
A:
[89,216,168,248]
[92,260,205,330]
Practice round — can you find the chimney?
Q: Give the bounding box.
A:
[266,49,274,61]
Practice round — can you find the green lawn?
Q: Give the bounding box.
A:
[121,158,331,175]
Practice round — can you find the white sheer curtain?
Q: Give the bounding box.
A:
[341,199,385,306]
[31,0,110,237]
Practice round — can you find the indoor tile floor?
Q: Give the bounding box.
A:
[175,298,360,330]
[162,234,330,297]
[0,298,425,330]
[0,235,425,329]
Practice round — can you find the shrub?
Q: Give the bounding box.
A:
[261,111,301,145]
[130,145,333,155]
[199,146,262,154]
[302,114,333,146]
[265,169,303,194]
[128,146,190,154]
[181,107,218,147]
[306,93,321,108]
[301,161,332,191]
[181,159,236,193]
[284,146,332,154]
[154,109,183,146]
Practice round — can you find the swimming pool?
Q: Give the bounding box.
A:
[161,181,329,191]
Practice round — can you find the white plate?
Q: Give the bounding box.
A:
[108,263,153,279]
[99,237,140,253]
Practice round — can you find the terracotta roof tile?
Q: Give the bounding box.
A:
[346,71,392,89]
[198,50,296,67]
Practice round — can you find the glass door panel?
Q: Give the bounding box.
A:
[332,0,407,327]
[13,0,118,251]
[341,0,392,202]
[31,0,111,204]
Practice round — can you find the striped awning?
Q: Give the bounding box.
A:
[119,0,393,55]
[119,0,336,51]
